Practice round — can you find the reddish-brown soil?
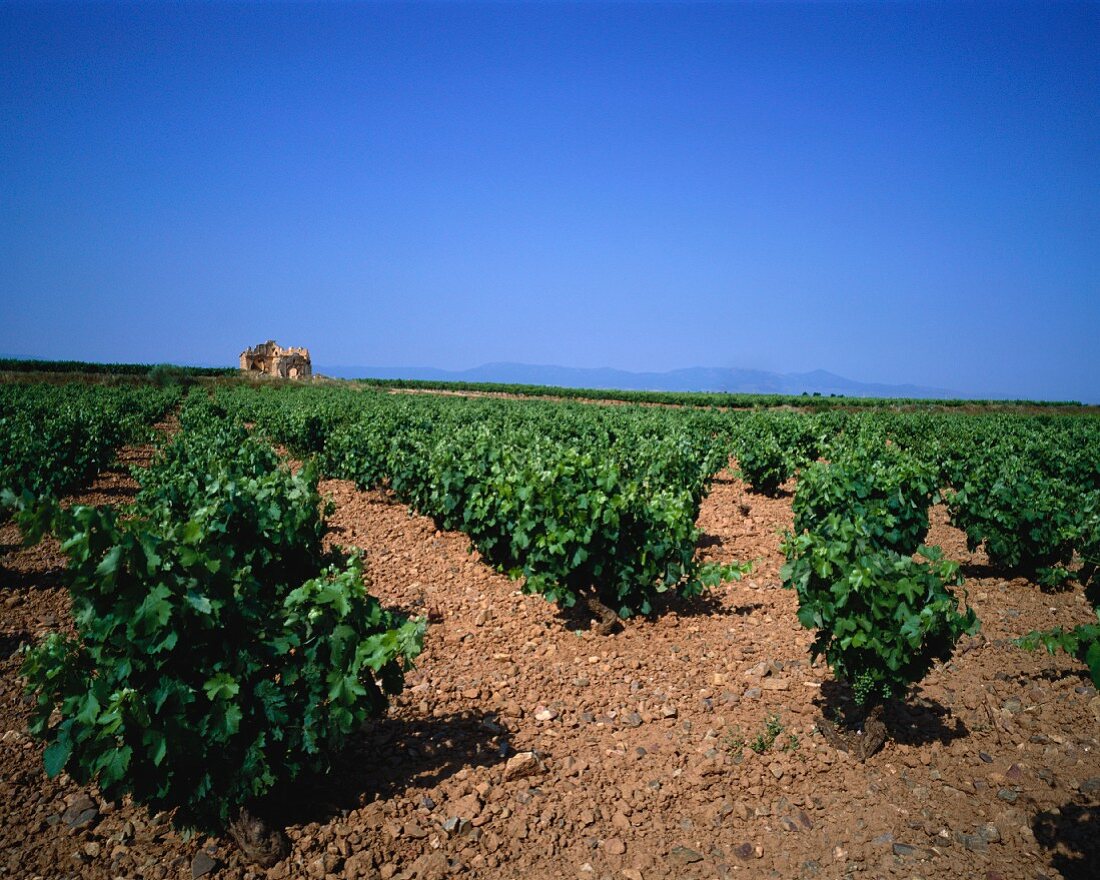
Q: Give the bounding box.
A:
[2,445,1098,880]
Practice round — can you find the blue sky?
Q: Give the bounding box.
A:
[1,1,1097,400]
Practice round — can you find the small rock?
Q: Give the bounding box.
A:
[1081,777,1100,793]
[769,763,784,780]
[623,712,643,728]
[669,845,704,865]
[978,752,993,763]
[733,843,754,860]
[504,751,541,781]
[760,678,790,691]
[411,851,448,879]
[344,852,374,879]
[191,851,218,879]
[61,795,99,830]
[997,789,1018,803]
[622,870,644,880]
[451,795,481,819]
[956,831,988,853]
[441,816,471,837]
[661,704,678,719]
[307,854,338,879]
[269,861,293,880]
[402,819,429,839]
[743,688,762,700]
[978,823,1001,843]
[605,838,626,856]
[779,816,798,832]
[534,706,558,722]
[892,843,917,857]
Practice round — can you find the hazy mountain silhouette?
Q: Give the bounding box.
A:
[318,361,956,398]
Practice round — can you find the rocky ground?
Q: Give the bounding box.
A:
[2,438,1098,880]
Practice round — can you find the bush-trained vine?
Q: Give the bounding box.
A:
[1017,610,1100,689]
[1016,491,1100,685]
[734,432,793,496]
[0,383,179,512]
[202,386,750,622]
[946,459,1082,587]
[782,517,978,711]
[792,444,938,556]
[17,423,424,845]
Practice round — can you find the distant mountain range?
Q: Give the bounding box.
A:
[315,361,957,399]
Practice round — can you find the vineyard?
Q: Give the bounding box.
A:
[1,377,1099,880]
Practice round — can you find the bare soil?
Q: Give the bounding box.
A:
[2,448,1098,880]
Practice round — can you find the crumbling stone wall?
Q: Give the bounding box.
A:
[239,341,312,379]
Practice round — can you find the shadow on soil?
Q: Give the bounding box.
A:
[958,562,1005,581]
[695,533,724,551]
[0,632,30,660]
[651,589,745,620]
[1033,798,1100,880]
[546,584,770,632]
[267,710,509,827]
[814,681,970,748]
[0,562,67,592]
[959,562,1077,593]
[1028,668,1093,686]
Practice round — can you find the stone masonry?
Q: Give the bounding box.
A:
[239,341,312,379]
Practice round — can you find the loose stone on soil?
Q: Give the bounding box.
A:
[503,751,541,781]
[604,838,626,855]
[61,795,99,830]
[191,851,218,879]
[668,845,704,865]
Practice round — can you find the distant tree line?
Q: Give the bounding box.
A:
[357,377,1084,410]
[0,358,234,379]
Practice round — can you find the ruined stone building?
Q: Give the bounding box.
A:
[239,341,312,379]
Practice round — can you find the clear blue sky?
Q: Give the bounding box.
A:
[2,2,1097,400]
